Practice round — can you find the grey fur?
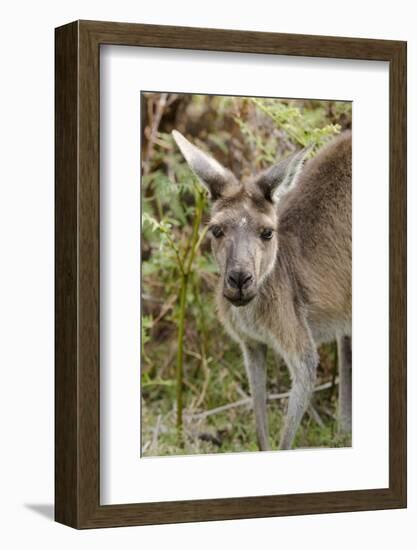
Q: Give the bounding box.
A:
[173,130,352,450]
[337,335,352,433]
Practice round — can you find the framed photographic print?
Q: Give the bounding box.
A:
[55,20,406,528]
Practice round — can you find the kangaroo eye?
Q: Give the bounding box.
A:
[260,228,273,240]
[211,225,224,238]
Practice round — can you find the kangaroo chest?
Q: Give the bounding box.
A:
[225,299,282,351]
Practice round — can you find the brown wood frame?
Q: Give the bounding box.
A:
[55,20,407,529]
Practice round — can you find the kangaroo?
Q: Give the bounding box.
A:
[172,129,352,450]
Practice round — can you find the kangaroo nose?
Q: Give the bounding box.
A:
[227,270,253,290]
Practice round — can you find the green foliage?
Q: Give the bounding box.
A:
[141,92,352,456]
[251,98,341,149]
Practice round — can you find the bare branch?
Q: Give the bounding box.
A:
[186,380,337,421]
[308,404,325,428]
[143,93,168,176]
[150,414,162,452]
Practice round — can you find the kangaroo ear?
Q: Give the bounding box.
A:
[257,147,311,203]
[172,130,239,200]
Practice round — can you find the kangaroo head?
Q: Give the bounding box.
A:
[172,130,309,307]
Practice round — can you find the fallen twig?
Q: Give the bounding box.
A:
[186,380,338,421]
[150,414,162,452]
[308,404,325,428]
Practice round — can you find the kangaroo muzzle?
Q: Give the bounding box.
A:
[224,267,256,307]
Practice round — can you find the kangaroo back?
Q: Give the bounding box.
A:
[278,131,352,332]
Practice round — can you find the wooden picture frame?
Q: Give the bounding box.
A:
[55,20,407,529]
